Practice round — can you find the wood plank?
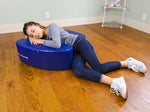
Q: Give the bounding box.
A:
[0,23,150,112]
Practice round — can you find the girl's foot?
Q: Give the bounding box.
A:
[110,77,128,99]
[126,57,147,73]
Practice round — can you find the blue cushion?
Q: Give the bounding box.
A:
[66,30,85,38]
[16,30,85,70]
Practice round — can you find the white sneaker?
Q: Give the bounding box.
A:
[110,77,128,99]
[126,57,147,73]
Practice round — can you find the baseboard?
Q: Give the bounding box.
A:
[123,18,150,34]
[0,17,103,34]
[0,16,150,34]
[102,15,150,34]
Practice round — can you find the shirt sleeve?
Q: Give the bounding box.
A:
[43,23,61,48]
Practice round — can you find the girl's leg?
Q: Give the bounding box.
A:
[72,53,115,85]
[72,55,116,85]
[119,59,147,73]
[75,39,147,74]
[72,54,128,99]
[72,54,103,83]
[75,37,147,75]
[100,74,112,85]
[76,39,121,73]
[120,61,128,68]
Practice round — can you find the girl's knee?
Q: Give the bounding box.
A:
[72,66,84,77]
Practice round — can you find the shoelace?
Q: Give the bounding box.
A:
[128,58,146,73]
[131,65,138,72]
[110,87,120,96]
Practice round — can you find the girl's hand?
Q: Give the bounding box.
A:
[28,37,37,45]
[28,37,44,45]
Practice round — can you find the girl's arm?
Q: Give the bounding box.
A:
[43,23,61,48]
[29,37,44,45]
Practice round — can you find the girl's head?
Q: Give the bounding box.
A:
[23,21,46,39]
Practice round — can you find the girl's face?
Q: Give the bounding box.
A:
[26,25,43,39]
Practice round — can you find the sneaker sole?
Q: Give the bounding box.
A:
[121,77,128,99]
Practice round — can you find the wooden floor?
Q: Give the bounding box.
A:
[0,23,150,112]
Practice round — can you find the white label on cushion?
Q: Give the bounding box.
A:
[18,53,29,60]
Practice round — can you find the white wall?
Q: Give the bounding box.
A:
[0,0,103,25]
[0,0,150,34]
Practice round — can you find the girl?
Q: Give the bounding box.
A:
[23,21,147,99]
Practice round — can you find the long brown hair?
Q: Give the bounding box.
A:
[23,21,47,39]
